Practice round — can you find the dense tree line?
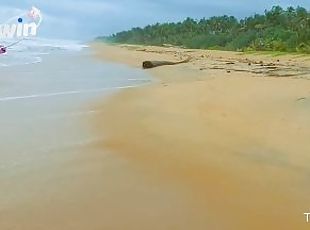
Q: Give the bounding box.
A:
[99,6,310,53]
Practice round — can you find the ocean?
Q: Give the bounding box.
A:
[0,38,88,67]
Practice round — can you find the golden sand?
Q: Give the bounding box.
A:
[2,45,310,230]
[91,43,310,229]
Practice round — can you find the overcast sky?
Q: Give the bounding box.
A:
[0,0,309,40]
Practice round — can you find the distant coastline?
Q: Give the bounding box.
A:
[98,5,310,54]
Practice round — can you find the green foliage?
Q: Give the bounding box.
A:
[102,6,310,53]
[297,43,310,53]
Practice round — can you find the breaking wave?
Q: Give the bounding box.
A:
[0,37,88,67]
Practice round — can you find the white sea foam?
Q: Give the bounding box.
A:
[0,37,87,67]
[0,85,140,102]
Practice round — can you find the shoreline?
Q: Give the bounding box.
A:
[0,49,158,230]
[91,43,310,229]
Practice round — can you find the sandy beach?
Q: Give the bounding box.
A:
[2,1,310,229]
[91,43,310,229]
[2,43,310,230]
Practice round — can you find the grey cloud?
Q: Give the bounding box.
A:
[0,0,309,40]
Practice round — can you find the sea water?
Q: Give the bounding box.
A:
[0,37,88,67]
[0,37,152,171]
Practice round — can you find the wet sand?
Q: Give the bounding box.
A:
[2,44,310,229]
[0,50,158,230]
[91,43,310,229]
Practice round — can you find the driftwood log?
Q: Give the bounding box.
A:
[142,58,191,69]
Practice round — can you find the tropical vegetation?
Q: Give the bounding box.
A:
[98,6,310,53]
